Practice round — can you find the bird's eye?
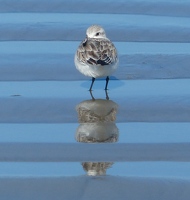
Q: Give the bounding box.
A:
[96,32,100,36]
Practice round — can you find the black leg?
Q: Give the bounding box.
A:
[89,77,95,91]
[105,76,109,90]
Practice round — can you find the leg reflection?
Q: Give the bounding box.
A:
[89,90,109,100]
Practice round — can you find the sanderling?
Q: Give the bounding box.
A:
[74,25,119,91]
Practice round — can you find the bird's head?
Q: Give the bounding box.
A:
[86,25,107,39]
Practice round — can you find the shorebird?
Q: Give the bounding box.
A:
[74,25,118,91]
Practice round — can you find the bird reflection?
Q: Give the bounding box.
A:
[75,90,119,176]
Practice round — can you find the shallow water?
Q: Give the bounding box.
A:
[0,79,190,199]
[0,79,190,123]
[1,162,190,179]
[0,123,190,144]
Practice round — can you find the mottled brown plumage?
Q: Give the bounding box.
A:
[77,38,117,66]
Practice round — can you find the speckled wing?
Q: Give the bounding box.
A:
[76,38,117,66]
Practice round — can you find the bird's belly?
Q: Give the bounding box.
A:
[75,56,118,78]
